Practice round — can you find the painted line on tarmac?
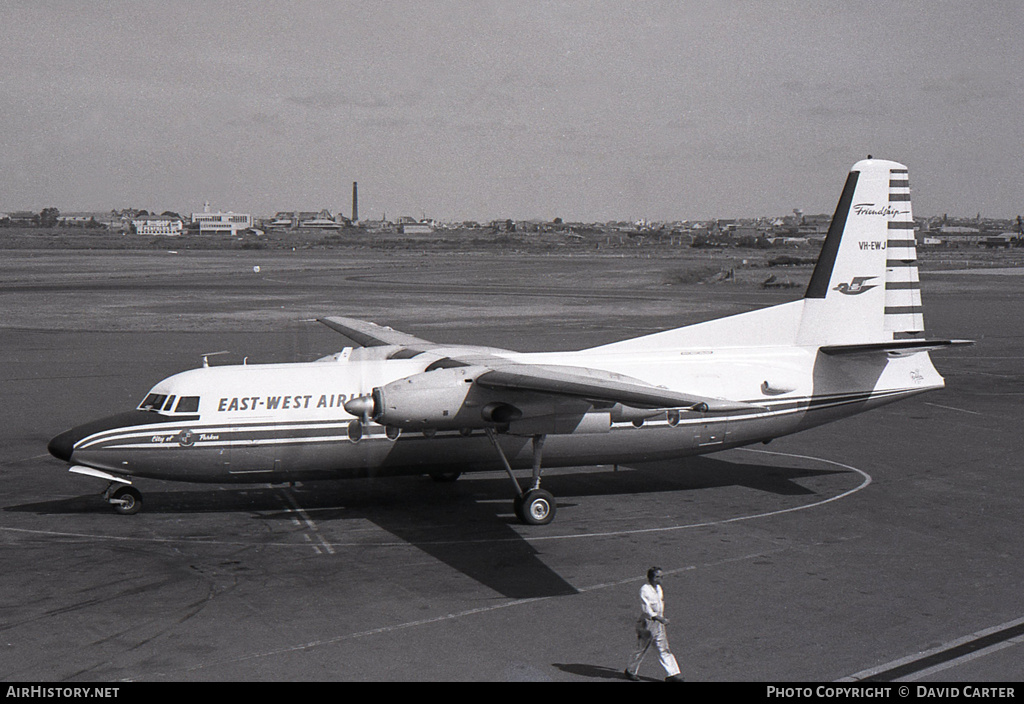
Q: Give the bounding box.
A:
[922,402,982,415]
[0,453,51,467]
[278,487,335,555]
[839,615,1024,682]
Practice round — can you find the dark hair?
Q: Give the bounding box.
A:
[647,566,661,582]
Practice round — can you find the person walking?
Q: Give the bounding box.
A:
[625,566,684,682]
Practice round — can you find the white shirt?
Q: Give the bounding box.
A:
[640,583,665,619]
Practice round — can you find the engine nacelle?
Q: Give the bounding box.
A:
[368,366,501,431]
[346,366,622,434]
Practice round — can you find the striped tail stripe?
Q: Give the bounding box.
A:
[884,168,924,338]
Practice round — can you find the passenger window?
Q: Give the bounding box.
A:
[175,396,200,413]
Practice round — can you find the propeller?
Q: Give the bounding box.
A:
[344,395,376,425]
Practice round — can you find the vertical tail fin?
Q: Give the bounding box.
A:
[586,158,946,355]
[798,158,922,345]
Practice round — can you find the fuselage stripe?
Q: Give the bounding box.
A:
[75,388,924,453]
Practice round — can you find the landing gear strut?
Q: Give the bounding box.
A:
[104,483,142,515]
[485,430,555,525]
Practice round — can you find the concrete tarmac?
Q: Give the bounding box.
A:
[1,250,1021,682]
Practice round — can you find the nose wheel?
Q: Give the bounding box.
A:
[105,483,142,515]
[486,430,556,525]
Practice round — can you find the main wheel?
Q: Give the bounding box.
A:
[517,488,556,525]
[110,486,142,515]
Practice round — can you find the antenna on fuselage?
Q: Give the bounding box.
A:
[201,351,231,368]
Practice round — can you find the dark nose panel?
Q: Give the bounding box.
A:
[47,429,77,462]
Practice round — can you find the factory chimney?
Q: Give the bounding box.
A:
[352,182,358,222]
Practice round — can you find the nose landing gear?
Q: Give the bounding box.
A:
[69,467,143,516]
[104,483,142,515]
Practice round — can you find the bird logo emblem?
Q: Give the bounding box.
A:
[832,276,878,295]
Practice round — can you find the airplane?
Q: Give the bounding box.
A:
[48,158,971,524]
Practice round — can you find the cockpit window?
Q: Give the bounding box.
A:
[138,393,167,411]
[138,393,200,414]
[175,396,200,413]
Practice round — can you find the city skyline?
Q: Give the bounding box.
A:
[1,1,1021,222]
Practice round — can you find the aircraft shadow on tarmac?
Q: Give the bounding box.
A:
[7,456,847,600]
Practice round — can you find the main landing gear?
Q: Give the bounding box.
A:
[104,483,142,515]
[485,430,556,525]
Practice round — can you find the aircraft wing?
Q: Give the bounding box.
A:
[321,317,760,414]
[318,316,435,348]
[318,316,518,362]
[476,363,761,413]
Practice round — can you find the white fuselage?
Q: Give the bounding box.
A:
[57,342,944,484]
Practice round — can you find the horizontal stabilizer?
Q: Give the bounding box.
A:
[819,339,974,357]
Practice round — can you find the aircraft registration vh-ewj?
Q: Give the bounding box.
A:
[49,158,971,524]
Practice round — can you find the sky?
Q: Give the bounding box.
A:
[1,0,1021,222]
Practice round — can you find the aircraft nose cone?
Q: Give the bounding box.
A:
[47,429,77,462]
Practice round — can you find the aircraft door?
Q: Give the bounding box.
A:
[225,428,277,480]
[695,414,728,448]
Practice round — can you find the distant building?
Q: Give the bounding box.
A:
[983,234,1017,249]
[267,209,347,230]
[797,214,831,237]
[357,219,392,230]
[401,223,434,234]
[191,203,252,235]
[132,217,183,236]
[6,211,37,226]
[56,215,96,227]
[299,210,343,229]
[267,212,298,229]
